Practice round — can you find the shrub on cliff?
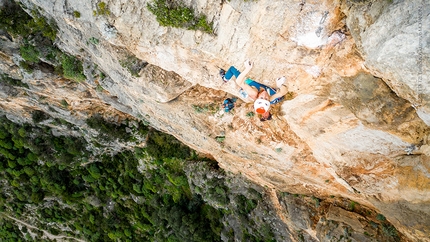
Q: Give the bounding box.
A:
[0,74,29,88]
[20,42,40,63]
[60,54,86,82]
[147,0,213,33]
[0,0,57,40]
[0,0,33,37]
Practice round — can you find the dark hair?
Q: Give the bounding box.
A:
[260,112,272,122]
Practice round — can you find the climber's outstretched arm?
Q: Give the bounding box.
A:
[235,60,257,98]
[270,85,289,101]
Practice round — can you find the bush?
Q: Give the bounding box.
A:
[73,11,81,18]
[382,224,398,238]
[0,1,33,37]
[20,43,40,63]
[86,115,135,141]
[93,2,110,16]
[29,11,57,41]
[88,37,99,45]
[0,74,29,88]
[376,214,386,221]
[147,0,213,33]
[0,1,57,40]
[60,54,86,82]
[31,110,51,123]
[19,61,34,74]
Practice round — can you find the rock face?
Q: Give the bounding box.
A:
[1,0,429,241]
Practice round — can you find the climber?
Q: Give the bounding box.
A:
[220,60,289,121]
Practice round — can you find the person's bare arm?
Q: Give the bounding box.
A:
[269,85,288,101]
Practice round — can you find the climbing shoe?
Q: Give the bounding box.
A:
[219,68,228,82]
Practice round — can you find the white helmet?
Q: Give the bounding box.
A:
[254,99,270,114]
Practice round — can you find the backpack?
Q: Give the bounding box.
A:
[223,98,236,112]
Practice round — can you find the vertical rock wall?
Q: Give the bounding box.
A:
[1,0,429,240]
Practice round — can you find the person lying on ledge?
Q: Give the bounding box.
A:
[220,60,289,121]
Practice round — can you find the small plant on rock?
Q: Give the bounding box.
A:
[93,2,110,16]
[215,136,225,143]
[73,11,81,18]
[348,201,356,211]
[88,37,99,45]
[60,99,69,109]
[376,214,386,221]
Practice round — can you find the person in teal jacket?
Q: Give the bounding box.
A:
[220,60,289,121]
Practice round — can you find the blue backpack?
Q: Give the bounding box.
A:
[223,98,236,112]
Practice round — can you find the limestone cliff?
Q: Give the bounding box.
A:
[1,0,429,241]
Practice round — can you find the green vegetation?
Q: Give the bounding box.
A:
[312,196,320,208]
[19,42,40,63]
[0,109,278,241]
[0,1,56,40]
[31,110,51,123]
[0,1,33,37]
[60,99,69,108]
[215,136,225,143]
[86,114,147,142]
[60,54,86,82]
[30,10,58,41]
[1,0,88,83]
[0,219,24,241]
[0,114,218,241]
[93,2,110,16]
[73,11,81,18]
[96,84,104,92]
[376,213,386,221]
[374,213,399,240]
[348,200,356,211]
[297,230,305,242]
[147,0,213,33]
[89,37,100,45]
[0,74,29,88]
[192,103,220,114]
[382,223,398,238]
